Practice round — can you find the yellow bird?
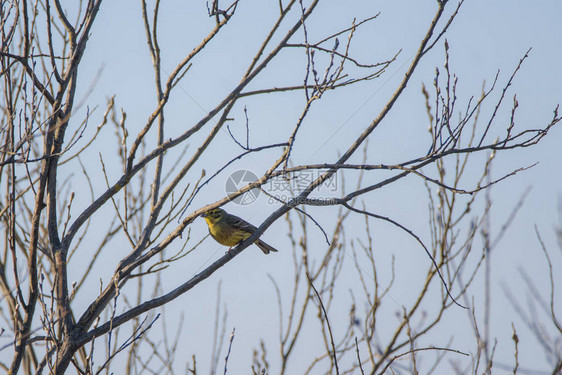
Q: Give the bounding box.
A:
[201,208,278,254]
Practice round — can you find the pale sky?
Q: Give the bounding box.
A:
[6,1,561,373]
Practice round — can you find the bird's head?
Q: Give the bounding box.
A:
[201,208,226,224]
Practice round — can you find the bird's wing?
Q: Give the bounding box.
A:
[227,214,257,234]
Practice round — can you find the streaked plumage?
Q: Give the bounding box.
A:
[201,208,278,254]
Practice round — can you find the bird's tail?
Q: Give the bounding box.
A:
[255,239,278,254]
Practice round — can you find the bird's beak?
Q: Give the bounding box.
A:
[201,212,208,218]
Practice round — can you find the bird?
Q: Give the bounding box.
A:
[201,208,278,254]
